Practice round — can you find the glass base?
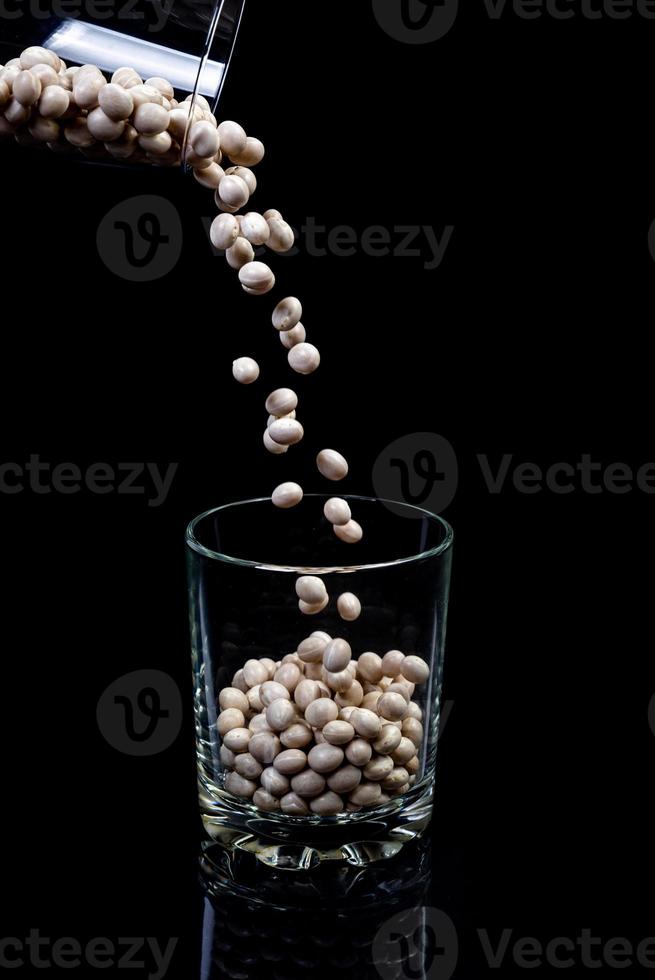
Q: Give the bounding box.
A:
[199,772,434,870]
[200,833,432,911]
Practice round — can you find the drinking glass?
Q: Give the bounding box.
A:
[186,495,453,869]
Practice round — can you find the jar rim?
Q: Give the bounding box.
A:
[185,494,454,572]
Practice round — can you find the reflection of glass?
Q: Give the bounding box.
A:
[199,836,432,979]
[187,496,453,869]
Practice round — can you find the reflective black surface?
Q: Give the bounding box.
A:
[2,0,653,977]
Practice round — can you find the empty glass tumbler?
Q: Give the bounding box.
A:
[186,495,453,868]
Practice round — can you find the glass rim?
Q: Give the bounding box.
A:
[185,494,454,573]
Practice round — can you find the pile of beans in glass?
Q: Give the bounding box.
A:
[219,645,429,815]
[1,46,432,816]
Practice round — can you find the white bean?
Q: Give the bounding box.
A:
[39,86,69,119]
[401,655,430,684]
[225,166,257,193]
[323,498,351,526]
[357,652,383,684]
[145,76,174,99]
[73,73,106,110]
[87,107,125,142]
[308,743,344,773]
[280,323,306,350]
[297,635,328,663]
[20,47,60,71]
[111,67,141,88]
[27,117,59,142]
[295,576,327,605]
[219,688,250,713]
[273,749,307,775]
[217,119,247,156]
[248,731,281,764]
[265,699,296,732]
[323,638,351,673]
[259,681,291,706]
[210,213,239,250]
[263,429,288,455]
[229,136,265,167]
[293,678,321,710]
[349,781,382,806]
[280,723,312,748]
[265,388,298,417]
[288,342,320,375]
[240,212,270,246]
[272,482,303,509]
[189,119,219,158]
[260,766,289,797]
[351,708,382,739]
[253,788,280,811]
[291,769,326,798]
[280,792,309,815]
[337,592,361,621]
[133,102,168,135]
[310,791,344,815]
[299,596,329,616]
[222,727,251,753]
[239,261,275,295]
[235,752,263,780]
[217,173,249,208]
[98,83,134,120]
[378,692,408,722]
[317,449,348,481]
[305,698,339,729]
[334,521,363,544]
[272,297,302,331]
[324,669,353,693]
[194,162,224,189]
[327,765,362,794]
[345,739,373,767]
[224,771,257,798]
[322,720,355,745]
[267,218,294,252]
[274,662,301,692]
[226,237,255,269]
[31,64,59,88]
[232,356,259,384]
[13,70,41,106]
[268,418,304,446]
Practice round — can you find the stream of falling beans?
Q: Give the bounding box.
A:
[0,46,432,816]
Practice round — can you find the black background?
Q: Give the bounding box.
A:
[2,0,654,976]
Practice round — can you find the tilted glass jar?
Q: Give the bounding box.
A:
[0,0,246,164]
